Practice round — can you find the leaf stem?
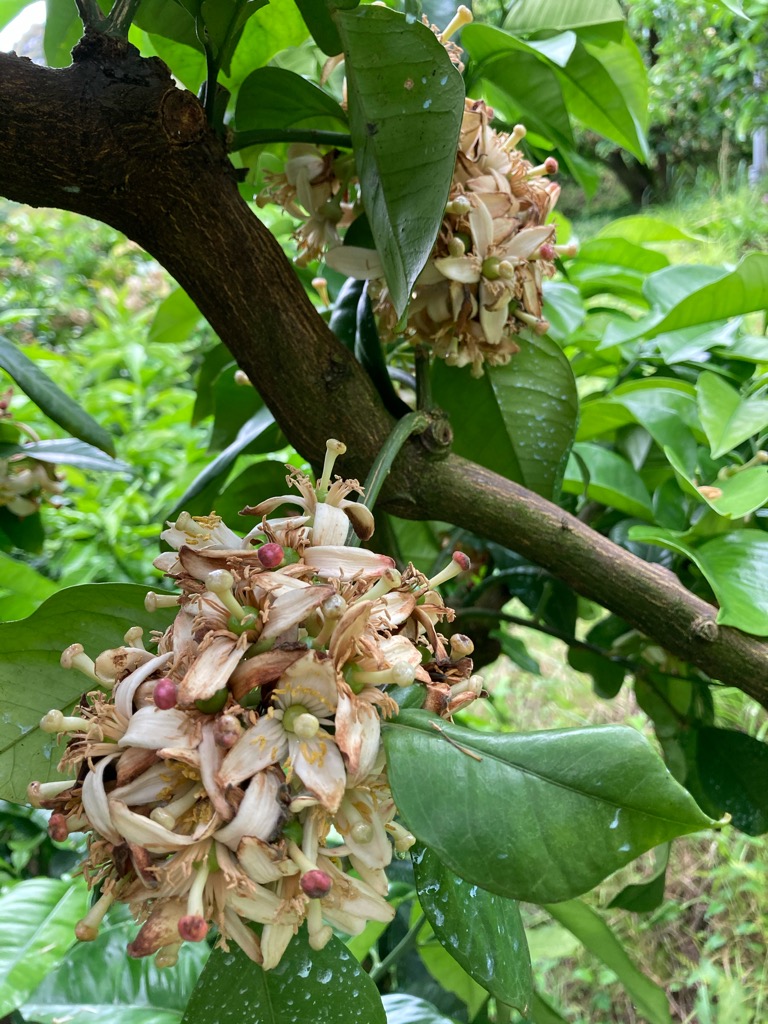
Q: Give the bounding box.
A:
[354,409,430,520]
[414,345,432,410]
[229,129,352,152]
[369,913,425,983]
[74,0,106,29]
[107,0,141,36]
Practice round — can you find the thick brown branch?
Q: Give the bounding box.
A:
[1,41,766,707]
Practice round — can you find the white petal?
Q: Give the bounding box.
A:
[214,769,285,850]
[177,634,246,707]
[228,887,287,926]
[119,707,196,750]
[111,762,174,805]
[222,907,263,963]
[469,200,494,256]
[81,754,120,844]
[260,585,334,641]
[433,255,481,284]
[321,860,395,922]
[337,793,392,869]
[199,721,232,822]
[311,503,349,546]
[502,224,555,260]
[219,716,288,787]
[479,300,510,346]
[108,799,206,853]
[324,245,384,280]
[261,922,297,970]
[114,652,173,720]
[288,732,346,813]
[302,546,395,580]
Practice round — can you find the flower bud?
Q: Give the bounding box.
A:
[300,869,333,899]
[258,543,284,568]
[178,915,209,942]
[153,677,178,710]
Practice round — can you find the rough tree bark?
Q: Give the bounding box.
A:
[1,36,766,707]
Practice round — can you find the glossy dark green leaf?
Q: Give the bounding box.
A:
[330,278,364,351]
[431,334,578,499]
[0,507,45,555]
[235,66,347,132]
[0,338,114,455]
[211,459,294,523]
[222,0,309,93]
[414,919,488,1019]
[567,646,625,699]
[169,407,277,520]
[337,5,464,317]
[192,344,232,424]
[19,438,129,474]
[181,928,385,1024]
[542,900,671,1024]
[0,584,175,801]
[210,363,266,450]
[413,845,532,1012]
[0,877,88,1017]
[355,286,410,418]
[608,843,669,912]
[23,906,208,1024]
[685,727,768,835]
[293,0,342,55]
[541,282,585,344]
[134,0,201,51]
[382,994,460,1024]
[147,287,202,345]
[198,0,269,75]
[384,710,712,903]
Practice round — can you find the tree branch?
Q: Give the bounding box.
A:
[1,41,766,708]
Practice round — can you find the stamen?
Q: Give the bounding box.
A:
[39,709,88,735]
[174,511,208,537]
[450,634,475,661]
[386,820,416,852]
[316,438,347,496]
[441,4,473,41]
[427,551,471,589]
[150,782,203,830]
[60,643,101,683]
[206,569,246,621]
[75,888,116,941]
[527,156,558,178]
[145,591,179,613]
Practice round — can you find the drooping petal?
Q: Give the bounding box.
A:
[111,762,175,805]
[177,634,247,708]
[479,295,511,346]
[334,691,381,787]
[222,907,263,963]
[260,585,334,642]
[127,899,186,958]
[118,707,197,751]
[433,254,482,284]
[302,546,395,580]
[336,792,392,869]
[199,721,232,822]
[238,837,300,884]
[81,754,121,844]
[260,922,298,970]
[228,886,288,926]
[320,859,395,923]
[214,769,285,850]
[288,732,346,813]
[468,199,494,257]
[109,800,211,853]
[341,500,375,541]
[324,245,384,280]
[502,224,555,260]
[219,715,288,788]
[229,648,308,704]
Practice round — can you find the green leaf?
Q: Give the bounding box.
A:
[236,66,347,132]
[697,371,768,458]
[208,458,295,523]
[541,281,585,344]
[431,335,578,499]
[413,845,532,1012]
[628,527,768,636]
[20,438,129,474]
[198,0,270,76]
[23,906,208,1024]
[0,338,114,454]
[542,900,671,1024]
[293,0,342,56]
[181,928,385,1024]
[0,584,175,802]
[222,0,309,92]
[337,5,464,317]
[384,710,712,904]
[355,286,410,418]
[596,216,696,244]
[0,508,44,555]
[44,0,82,67]
[147,287,202,345]
[605,253,768,346]
[563,442,654,519]
[0,877,89,1017]
[608,843,669,913]
[525,991,569,1023]
[684,728,768,836]
[663,445,768,521]
[503,0,624,32]
[0,1,33,33]
[0,551,58,622]
[133,0,201,50]
[382,994,461,1024]
[567,646,625,699]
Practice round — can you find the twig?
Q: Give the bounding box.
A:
[369,913,426,983]
[107,0,141,36]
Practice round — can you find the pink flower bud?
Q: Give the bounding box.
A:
[538,243,556,261]
[258,542,284,568]
[178,915,209,942]
[153,677,178,710]
[301,869,333,899]
[48,813,69,842]
[544,156,559,175]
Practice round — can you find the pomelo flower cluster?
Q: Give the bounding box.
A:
[0,389,63,517]
[31,440,482,970]
[257,6,568,376]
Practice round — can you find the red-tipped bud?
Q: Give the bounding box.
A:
[178,915,209,942]
[544,156,559,174]
[48,813,69,842]
[153,677,178,710]
[452,551,471,571]
[258,543,284,568]
[301,869,333,899]
[538,243,556,261]
[213,714,242,748]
